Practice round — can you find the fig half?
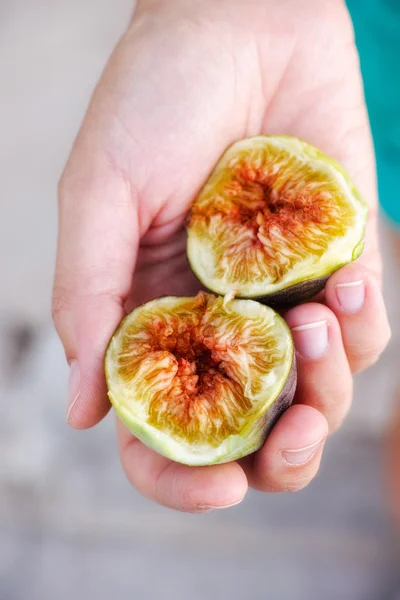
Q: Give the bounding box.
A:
[187,136,368,306]
[105,292,296,466]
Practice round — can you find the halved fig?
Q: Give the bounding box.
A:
[105,292,296,466]
[187,136,368,306]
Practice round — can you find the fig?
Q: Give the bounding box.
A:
[187,136,368,306]
[105,292,296,466]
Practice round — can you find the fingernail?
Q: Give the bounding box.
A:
[67,360,80,423]
[200,498,244,511]
[282,437,325,465]
[291,320,328,360]
[335,280,365,314]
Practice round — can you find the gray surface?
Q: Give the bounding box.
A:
[1,1,400,599]
[0,422,399,600]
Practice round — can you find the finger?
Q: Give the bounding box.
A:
[242,404,328,493]
[324,263,391,373]
[285,302,353,433]
[53,150,139,429]
[117,419,248,512]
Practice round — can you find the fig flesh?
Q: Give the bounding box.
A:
[187,136,368,306]
[105,292,296,466]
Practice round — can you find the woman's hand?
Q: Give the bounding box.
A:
[53,0,391,511]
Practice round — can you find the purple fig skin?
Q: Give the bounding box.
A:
[260,353,297,440]
[187,136,368,313]
[211,350,297,465]
[105,292,297,466]
[255,276,329,310]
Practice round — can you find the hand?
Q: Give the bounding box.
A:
[53,0,391,511]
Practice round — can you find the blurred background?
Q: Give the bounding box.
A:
[0,1,399,598]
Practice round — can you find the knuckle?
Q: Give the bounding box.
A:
[385,325,393,348]
[328,390,352,430]
[57,170,69,206]
[306,386,352,433]
[351,355,379,374]
[350,338,390,374]
[51,285,72,325]
[328,411,348,434]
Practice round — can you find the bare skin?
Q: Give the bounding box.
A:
[53,0,391,511]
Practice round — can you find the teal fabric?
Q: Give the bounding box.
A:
[347,0,400,225]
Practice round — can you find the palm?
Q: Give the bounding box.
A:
[97,1,378,312]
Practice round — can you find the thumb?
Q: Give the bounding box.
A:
[53,147,139,429]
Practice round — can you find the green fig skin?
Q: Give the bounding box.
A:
[186,135,368,309]
[105,294,297,466]
[111,352,297,467]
